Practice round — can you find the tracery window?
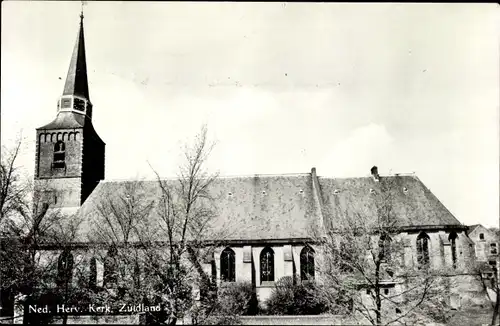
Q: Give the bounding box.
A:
[220,247,236,282]
[449,232,458,269]
[57,249,74,287]
[379,234,392,262]
[89,257,97,289]
[260,247,275,283]
[300,246,315,281]
[417,232,430,268]
[103,246,118,288]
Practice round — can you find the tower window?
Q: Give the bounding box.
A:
[300,246,315,281]
[260,247,275,283]
[220,247,236,282]
[53,141,66,168]
[73,98,86,111]
[479,233,485,240]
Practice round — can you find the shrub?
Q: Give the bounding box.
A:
[194,281,259,325]
[217,281,259,316]
[265,276,329,315]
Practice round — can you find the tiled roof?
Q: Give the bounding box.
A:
[38,112,86,130]
[76,174,321,242]
[319,175,463,230]
[74,171,464,243]
[467,224,481,234]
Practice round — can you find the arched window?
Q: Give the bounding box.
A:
[53,141,66,168]
[300,246,315,281]
[260,247,275,283]
[379,234,392,262]
[133,261,141,288]
[57,249,74,287]
[220,247,236,282]
[103,246,118,288]
[211,260,217,284]
[449,232,458,269]
[417,232,430,268]
[338,241,354,273]
[89,257,97,289]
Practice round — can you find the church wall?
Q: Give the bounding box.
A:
[210,233,479,306]
[402,230,474,272]
[234,246,252,282]
[29,231,485,313]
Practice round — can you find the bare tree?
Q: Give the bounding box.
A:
[314,175,454,325]
[148,124,231,325]
[88,125,231,325]
[86,178,158,312]
[0,136,29,227]
[0,136,83,324]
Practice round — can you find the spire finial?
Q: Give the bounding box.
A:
[80,1,85,23]
[62,1,90,102]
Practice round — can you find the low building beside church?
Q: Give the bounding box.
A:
[468,224,499,281]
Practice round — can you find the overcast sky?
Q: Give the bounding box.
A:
[2,2,499,228]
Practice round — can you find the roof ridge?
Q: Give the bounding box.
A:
[100,172,311,183]
[217,172,310,178]
[100,172,421,183]
[318,173,417,179]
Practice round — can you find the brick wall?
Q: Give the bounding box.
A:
[36,129,83,179]
[34,124,105,207]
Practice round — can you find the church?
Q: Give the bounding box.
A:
[32,12,480,312]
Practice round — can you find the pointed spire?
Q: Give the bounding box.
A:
[62,11,89,100]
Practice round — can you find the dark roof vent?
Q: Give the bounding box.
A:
[369,188,375,194]
[403,187,408,193]
[228,192,233,196]
[333,189,340,194]
[371,166,380,182]
[299,189,304,194]
[262,190,266,195]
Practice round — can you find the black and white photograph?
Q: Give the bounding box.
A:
[1,2,499,325]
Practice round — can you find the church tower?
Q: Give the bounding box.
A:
[34,12,105,209]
